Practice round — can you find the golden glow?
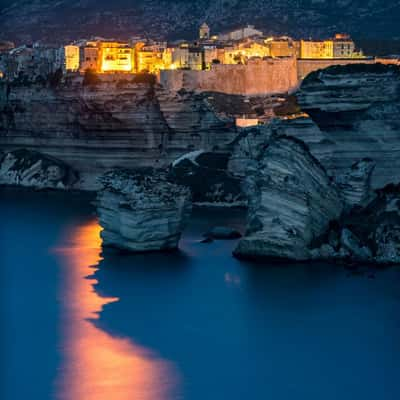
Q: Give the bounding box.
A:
[100,42,133,73]
[52,220,179,400]
[64,45,80,72]
[300,40,334,59]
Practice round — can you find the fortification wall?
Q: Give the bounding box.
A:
[297,58,375,80]
[159,57,299,96]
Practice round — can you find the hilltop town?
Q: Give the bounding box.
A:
[1,24,399,98]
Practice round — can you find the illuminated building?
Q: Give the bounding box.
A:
[203,45,224,69]
[99,42,133,73]
[266,38,295,58]
[300,40,334,59]
[223,39,270,64]
[199,23,210,40]
[79,43,99,72]
[135,42,165,73]
[170,45,189,69]
[188,47,204,70]
[64,45,80,72]
[333,34,357,58]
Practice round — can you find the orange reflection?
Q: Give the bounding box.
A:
[52,219,179,400]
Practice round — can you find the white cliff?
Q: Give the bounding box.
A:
[234,136,343,261]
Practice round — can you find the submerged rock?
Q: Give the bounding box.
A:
[0,149,78,189]
[234,135,343,261]
[96,169,192,252]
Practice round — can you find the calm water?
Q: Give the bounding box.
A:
[1,188,400,400]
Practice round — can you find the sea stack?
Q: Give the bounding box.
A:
[96,169,192,252]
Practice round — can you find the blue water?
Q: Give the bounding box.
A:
[1,188,400,400]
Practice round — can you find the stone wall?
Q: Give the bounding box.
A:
[159,57,299,96]
[297,58,375,80]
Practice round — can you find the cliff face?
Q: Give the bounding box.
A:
[230,65,400,191]
[297,64,400,189]
[234,136,343,261]
[0,80,236,189]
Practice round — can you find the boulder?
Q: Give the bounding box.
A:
[234,135,343,261]
[96,169,192,252]
[0,149,78,189]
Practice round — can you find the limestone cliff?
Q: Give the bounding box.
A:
[96,169,192,252]
[234,136,343,261]
[230,64,400,190]
[232,64,400,263]
[0,79,236,190]
[297,64,400,189]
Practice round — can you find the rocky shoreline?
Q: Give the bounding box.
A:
[2,64,400,263]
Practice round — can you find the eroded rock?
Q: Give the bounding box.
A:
[96,169,192,252]
[234,135,343,261]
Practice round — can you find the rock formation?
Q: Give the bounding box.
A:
[230,64,400,190]
[231,64,400,264]
[297,64,400,189]
[310,185,400,264]
[169,150,244,206]
[96,169,192,252]
[0,149,78,189]
[234,136,343,261]
[334,158,376,210]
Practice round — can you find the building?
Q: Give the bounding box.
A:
[79,43,99,72]
[218,25,263,41]
[199,23,210,40]
[135,42,166,73]
[266,38,295,58]
[99,42,133,73]
[333,33,356,58]
[188,47,204,70]
[64,45,80,72]
[300,40,334,59]
[170,45,190,69]
[203,45,224,69]
[223,39,270,64]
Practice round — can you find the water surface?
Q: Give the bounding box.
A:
[1,188,400,400]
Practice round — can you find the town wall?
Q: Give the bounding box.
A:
[297,58,375,80]
[159,57,299,96]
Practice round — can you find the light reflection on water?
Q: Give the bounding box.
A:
[51,219,179,400]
